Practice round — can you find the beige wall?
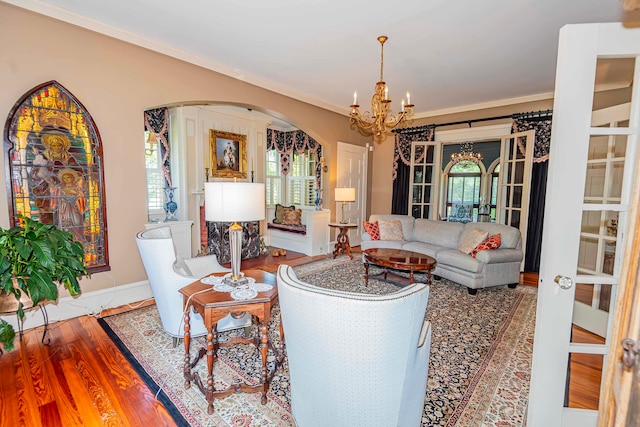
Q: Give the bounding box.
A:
[0,3,370,296]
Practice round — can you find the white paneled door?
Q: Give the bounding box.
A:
[527,23,640,427]
[337,141,367,247]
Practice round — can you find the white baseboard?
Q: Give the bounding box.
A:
[0,280,153,332]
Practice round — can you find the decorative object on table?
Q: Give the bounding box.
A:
[259,236,269,256]
[349,36,414,137]
[205,181,265,285]
[163,187,178,221]
[314,188,323,211]
[209,129,247,179]
[0,216,89,353]
[335,187,356,224]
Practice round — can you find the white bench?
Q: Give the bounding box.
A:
[266,208,330,256]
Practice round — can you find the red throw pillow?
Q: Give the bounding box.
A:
[471,234,501,258]
[363,221,380,240]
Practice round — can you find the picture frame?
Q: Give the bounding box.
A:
[210,130,247,179]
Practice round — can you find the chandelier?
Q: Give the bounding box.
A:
[451,142,483,164]
[349,36,414,136]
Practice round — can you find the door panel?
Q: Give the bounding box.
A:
[409,142,439,219]
[497,130,533,263]
[528,23,639,427]
[337,142,367,246]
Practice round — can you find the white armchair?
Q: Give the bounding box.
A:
[135,227,251,346]
[276,265,431,427]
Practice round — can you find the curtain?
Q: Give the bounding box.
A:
[512,115,552,272]
[266,128,323,188]
[391,126,435,214]
[144,108,171,187]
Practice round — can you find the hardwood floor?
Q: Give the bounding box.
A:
[0,251,600,425]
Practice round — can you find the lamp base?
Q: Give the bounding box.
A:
[223,274,248,287]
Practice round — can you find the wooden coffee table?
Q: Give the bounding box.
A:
[179,269,284,414]
[363,248,436,286]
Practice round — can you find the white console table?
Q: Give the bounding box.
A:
[145,220,194,258]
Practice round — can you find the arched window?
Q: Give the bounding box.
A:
[445,160,481,221]
[4,81,109,272]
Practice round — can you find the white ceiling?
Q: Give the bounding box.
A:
[7,0,640,118]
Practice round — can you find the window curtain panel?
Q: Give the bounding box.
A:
[391,126,435,215]
[512,114,552,272]
[266,128,323,189]
[144,108,171,187]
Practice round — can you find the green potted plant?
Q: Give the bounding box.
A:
[0,215,89,352]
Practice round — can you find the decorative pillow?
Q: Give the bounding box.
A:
[282,208,303,226]
[273,203,295,224]
[458,228,489,254]
[378,220,404,241]
[363,221,380,240]
[471,234,502,258]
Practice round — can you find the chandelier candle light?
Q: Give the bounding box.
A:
[335,187,356,224]
[205,181,265,285]
[350,36,414,136]
[451,142,483,164]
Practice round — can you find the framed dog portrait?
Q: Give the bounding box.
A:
[210,130,247,179]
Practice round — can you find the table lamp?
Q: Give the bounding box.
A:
[335,187,356,224]
[205,181,265,285]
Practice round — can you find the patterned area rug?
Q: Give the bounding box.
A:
[98,258,536,427]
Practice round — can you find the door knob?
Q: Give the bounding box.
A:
[554,275,573,290]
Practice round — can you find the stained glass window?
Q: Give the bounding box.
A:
[4,81,109,272]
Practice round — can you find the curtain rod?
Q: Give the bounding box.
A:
[395,109,553,134]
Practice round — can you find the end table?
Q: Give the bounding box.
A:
[329,222,357,259]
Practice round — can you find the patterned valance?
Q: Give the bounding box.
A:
[144,108,171,187]
[266,128,323,186]
[392,125,435,180]
[511,116,552,163]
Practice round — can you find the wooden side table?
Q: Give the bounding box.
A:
[179,269,284,414]
[329,222,357,259]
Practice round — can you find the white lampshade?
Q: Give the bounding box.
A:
[205,182,266,222]
[335,187,356,203]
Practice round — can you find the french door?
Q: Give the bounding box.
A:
[497,130,533,264]
[528,23,640,427]
[409,142,440,219]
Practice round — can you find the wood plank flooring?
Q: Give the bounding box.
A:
[0,251,599,425]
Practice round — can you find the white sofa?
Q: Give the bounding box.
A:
[277,265,431,427]
[361,214,523,294]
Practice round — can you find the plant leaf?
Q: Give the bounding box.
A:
[27,271,57,304]
[0,319,16,352]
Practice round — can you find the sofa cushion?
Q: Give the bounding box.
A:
[370,215,415,241]
[401,242,449,259]
[378,220,404,240]
[458,228,489,254]
[436,249,484,273]
[282,208,303,226]
[471,234,502,258]
[363,221,380,240]
[412,219,464,249]
[461,222,521,249]
[273,203,296,224]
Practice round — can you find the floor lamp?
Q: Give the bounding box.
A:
[205,181,265,285]
[335,187,356,224]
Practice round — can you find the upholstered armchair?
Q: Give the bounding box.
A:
[135,227,251,346]
[276,265,432,427]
